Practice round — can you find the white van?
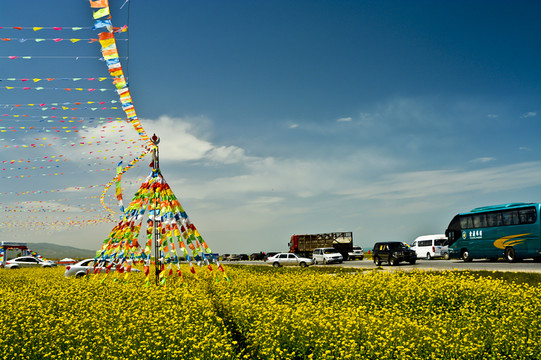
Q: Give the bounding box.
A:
[312,247,343,264]
[410,234,449,260]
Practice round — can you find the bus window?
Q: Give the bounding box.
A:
[502,210,519,226]
[460,215,473,229]
[473,214,486,228]
[445,215,462,245]
[519,208,537,224]
[486,212,502,227]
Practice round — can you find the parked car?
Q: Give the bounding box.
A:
[57,258,77,266]
[264,252,279,261]
[266,253,314,268]
[64,258,140,278]
[410,234,449,260]
[348,246,364,260]
[192,253,217,262]
[239,254,249,261]
[4,256,56,269]
[312,247,343,264]
[221,254,230,261]
[206,253,218,261]
[250,252,267,260]
[64,258,96,278]
[372,242,416,266]
[228,254,240,261]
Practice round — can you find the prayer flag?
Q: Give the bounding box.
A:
[99,31,114,40]
[93,7,110,19]
[90,0,109,8]
[93,19,112,31]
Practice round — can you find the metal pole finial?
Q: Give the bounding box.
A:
[151,133,160,146]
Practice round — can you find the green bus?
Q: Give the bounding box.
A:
[445,202,541,262]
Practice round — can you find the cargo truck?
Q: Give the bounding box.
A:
[289,232,353,260]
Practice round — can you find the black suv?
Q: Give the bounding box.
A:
[372,242,416,266]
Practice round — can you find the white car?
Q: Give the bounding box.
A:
[348,246,364,260]
[312,247,343,264]
[266,253,314,268]
[4,256,56,269]
[64,258,140,278]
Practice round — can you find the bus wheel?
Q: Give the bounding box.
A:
[461,249,472,262]
[426,253,432,260]
[505,247,517,262]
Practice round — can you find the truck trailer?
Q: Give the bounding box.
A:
[289,232,353,260]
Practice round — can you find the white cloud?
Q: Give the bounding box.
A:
[141,115,249,164]
[14,120,148,166]
[167,147,401,203]
[205,146,246,164]
[520,112,537,118]
[336,117,352,122]
[469,157,495,163]
[289,124,299,129]
[336,162,541,201]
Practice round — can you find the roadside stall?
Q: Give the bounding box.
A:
[0,242,29,268]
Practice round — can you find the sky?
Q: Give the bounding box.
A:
[1,0,540,254]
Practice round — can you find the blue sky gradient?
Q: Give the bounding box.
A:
[1,0,539,253]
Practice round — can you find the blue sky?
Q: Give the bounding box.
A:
[1,0,540,254]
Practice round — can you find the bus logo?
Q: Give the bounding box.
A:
[461,230,483,239]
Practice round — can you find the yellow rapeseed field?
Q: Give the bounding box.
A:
[0,266,539,359]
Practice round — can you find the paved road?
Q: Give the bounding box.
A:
[226,259,541,273]
[340,258,541,273]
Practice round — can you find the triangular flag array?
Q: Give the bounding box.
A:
[94,157,229,285]
[89,0,225,284]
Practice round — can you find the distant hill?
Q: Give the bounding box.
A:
[25,242,96,260]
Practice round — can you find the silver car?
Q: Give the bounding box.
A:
[64,258,140,278]
[266,253,314,268]
[4,256,56,269]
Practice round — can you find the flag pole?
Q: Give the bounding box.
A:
[150,134,161,285]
